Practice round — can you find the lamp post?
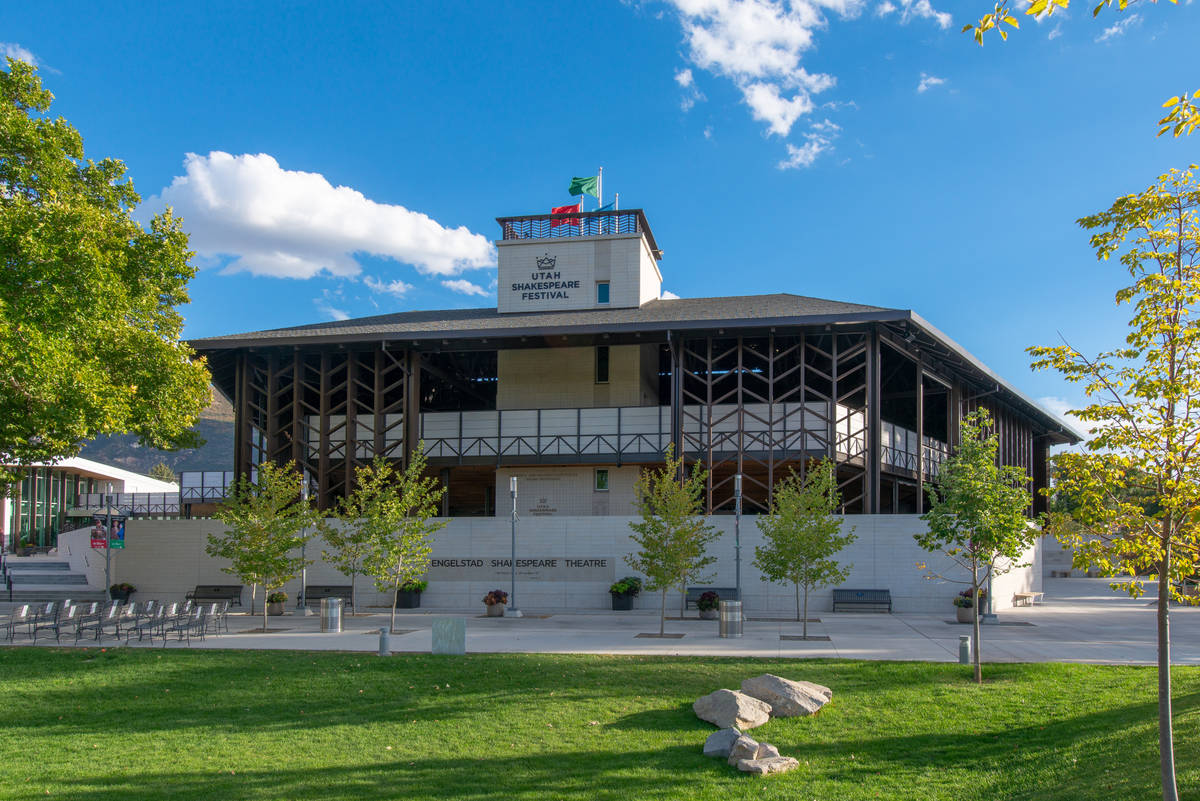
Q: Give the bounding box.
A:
[734,473,743,606]
[297,476,313,616]
[508,476,523,617]
[104,482,113,601]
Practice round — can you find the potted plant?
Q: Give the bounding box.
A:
[109,582,136,603]
[19,538,36,556]
[396,579,427,609]
[953,588,985,623]
[609,576,643,611]
[696,590,721,620]
[483,588,508,617]
[267,591,288,616]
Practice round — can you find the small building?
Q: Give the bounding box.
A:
[2,457,178,551]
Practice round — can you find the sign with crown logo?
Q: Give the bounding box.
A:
[507,252,581,304]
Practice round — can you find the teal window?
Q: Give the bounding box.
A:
[595,469,609,492]
[596,282,610,304]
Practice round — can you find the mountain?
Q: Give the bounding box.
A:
[79,390,234,475]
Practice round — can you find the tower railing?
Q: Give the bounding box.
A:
[496,209,658,253]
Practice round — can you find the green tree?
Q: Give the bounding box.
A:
[754,458,857,638]
[964,1,1198,137]
[208,461,319,632]
[625,446,717,637]
[1030,166,1200,801]
[915,409,1036,685]
[359,446,447,634]
[0,60,210,483]
[148,462,177,485]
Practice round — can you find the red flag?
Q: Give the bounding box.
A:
[551,203,581,227]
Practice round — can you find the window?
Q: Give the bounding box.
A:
[595,345,609,384]
[595,469,609,492]
[596,281,610,304]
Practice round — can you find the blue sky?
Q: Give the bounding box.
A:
[4,1,1199,430]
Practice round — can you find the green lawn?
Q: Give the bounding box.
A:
[0,649,1195,801]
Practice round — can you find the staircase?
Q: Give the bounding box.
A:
[2,556,108,603]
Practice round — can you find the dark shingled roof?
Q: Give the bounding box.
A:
[190,293,901,347]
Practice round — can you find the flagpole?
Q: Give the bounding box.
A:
[615,192,619,211]
[598,167,603,208]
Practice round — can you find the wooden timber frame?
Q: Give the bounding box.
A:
[232,346,413,509]
[223,322,1059,515]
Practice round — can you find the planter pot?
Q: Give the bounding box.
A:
[267,602,285,616]
[699,608,719,620]
[396,590,422,609]
[955,606,974,624]
[486,603,505,617]
[110,591,133,603]
[611,594,634,611]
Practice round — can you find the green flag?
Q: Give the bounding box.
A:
[568,175,599,199]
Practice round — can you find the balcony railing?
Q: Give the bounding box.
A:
[180,471,237,502]
[75,493,181,516]
[496,209,651,244]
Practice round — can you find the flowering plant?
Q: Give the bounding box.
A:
[609,577,643,597]
[267,591,288,604]
[953,588,986,608]
[696,591,721,612]
[109,582,136,594]
[483,589,508,606]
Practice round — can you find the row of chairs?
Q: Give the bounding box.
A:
[2,599,231,646]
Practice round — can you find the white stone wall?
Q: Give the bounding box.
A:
[60,514,1041,615]
[495,465,640,517]
[496,345,657,410]
[496,234,660,313]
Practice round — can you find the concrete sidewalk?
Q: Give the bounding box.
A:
[4,578,1197,665]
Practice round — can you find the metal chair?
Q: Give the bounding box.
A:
[2,604,31,641]
[76,602,122,643]
[125,605,166,644]
[28,602,60,642]
[163,607,207,646]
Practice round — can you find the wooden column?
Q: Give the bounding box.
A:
[403,350,422,468]
[916,359,925,513]
[318,351,331,508]
[867,327,882,514]
[233,352,249,484]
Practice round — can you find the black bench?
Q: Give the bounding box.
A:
[186,585,244,607]
[684,586,739,609]
[832,588,892,613]
[302,585,354,610]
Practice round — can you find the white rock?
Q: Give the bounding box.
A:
[741,674,832,717]
[702,728,743,758]
[755,742,781,759]
[693,689,773,730]
[737,756,800,775]
[726,734,761,766]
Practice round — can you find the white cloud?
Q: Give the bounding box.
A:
[149,151,496,280]
[777,116,841,169]
[916,72,946,93]
[1048,24,1063,40]
[0,43,37,65]
[895,0,951,29]
[441,278,490,297]
[675,67,707,111]
[661,0,949,144]
[703,125,714,139]
[660,289,682,299]
[364,276,413,298]
[1096,13,1140,42]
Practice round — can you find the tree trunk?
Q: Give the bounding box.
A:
[660,588,667,637]
[972,561,982,684]
[795,582,801,623]
[350,572,357,615]
[249,584,257,617]
[390,581,399,634]
[802,585,809,640]
[1158,539,1179,801]
[262,589,269,633]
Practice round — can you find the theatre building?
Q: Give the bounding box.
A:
[108,208,1078,613]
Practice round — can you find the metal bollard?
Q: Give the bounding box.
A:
[378,627,391,656]
[320,598,343,633]
[718,600,743,639]
[959,635,971,665]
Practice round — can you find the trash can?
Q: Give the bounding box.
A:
[320,598,343,633]
[718,600,743,639]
